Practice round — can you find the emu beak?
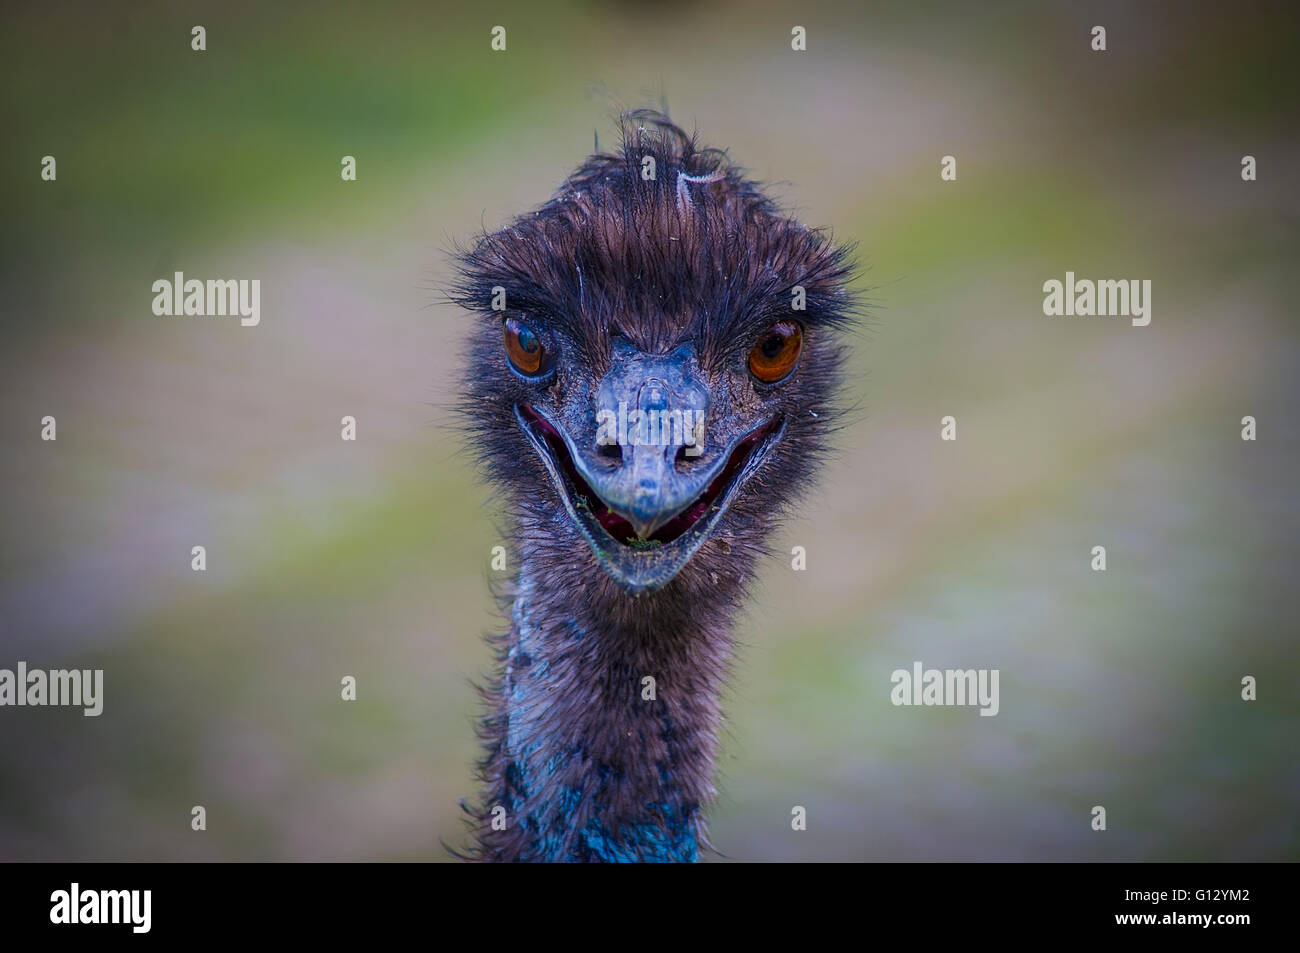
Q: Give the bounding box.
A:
[579,340,714,540]
[617,445,698,541]
[515,339,785,594]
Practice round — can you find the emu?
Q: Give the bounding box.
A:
[451,110,857,862]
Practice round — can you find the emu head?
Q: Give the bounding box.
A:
[453,111,856,596]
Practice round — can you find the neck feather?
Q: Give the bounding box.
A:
[472,541,746,862]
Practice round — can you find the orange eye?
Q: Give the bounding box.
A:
[747,321,802,383]
[504,316,546,376]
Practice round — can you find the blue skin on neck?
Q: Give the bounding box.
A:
[502,574,699,862]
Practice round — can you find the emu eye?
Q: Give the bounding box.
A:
[503,316,547,377]
[747,321,802,383]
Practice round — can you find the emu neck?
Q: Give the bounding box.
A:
[484,553,738,862]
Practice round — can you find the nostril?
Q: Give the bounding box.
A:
[598,442,623,464]
[675,445,700,469]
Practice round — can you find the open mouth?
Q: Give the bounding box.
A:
[514,404,783,589]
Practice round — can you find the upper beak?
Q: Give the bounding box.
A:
[601,439,700,540]
[572,339,717,540]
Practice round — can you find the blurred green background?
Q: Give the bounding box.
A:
[1,0,1296,861]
